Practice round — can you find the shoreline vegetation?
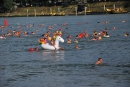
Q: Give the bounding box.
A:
[0,1,130,17]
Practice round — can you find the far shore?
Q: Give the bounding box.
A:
[0,12,129,17]
[0,1,130,17]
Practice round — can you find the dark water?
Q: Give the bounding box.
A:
[0,14,130,87]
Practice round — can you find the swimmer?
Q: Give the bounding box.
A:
[28,48,34,52]
[67,35,72,39]
[91,37,97,41]
[74,38,78,43]
[0,26,4,28]
[67,38,71,44]
[28,47,39,52]
[124,32,129,36]
[50,39,56,49]
[75,45,79,49]
[113,27,116,30]
[85,33,89,38]
[34,47,38,51]
[95,58,102,65]
[98,36,102,40]
[31,32,35,35]
[122,20,125,22]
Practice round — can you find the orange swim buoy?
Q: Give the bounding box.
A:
[38,38,47,44]
[4,19,8,26]
[77,33,84,38]
[52,35,56,40]
[47,36,51,41]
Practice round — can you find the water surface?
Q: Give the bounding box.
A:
[0,14,130,87]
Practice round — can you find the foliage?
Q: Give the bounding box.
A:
[4,0,14,13]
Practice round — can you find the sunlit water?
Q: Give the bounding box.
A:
[0,14,130,87]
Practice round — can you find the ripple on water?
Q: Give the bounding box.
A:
[0,15,130,87]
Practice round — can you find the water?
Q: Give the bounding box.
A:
[0,14,130,87]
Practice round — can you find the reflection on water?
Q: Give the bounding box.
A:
[42,50,65,61]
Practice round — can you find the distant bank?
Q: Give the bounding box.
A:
[0,1,130,17]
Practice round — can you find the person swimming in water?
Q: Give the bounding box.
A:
[75,45,79,49]
[34,47,38,51]
[50,39,56,50]
[95,58,102,65]
[28,47,38,52]
[124,32,129,36]
[74,38,78,43]
[67,38,71,44]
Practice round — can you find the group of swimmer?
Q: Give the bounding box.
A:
[0,21,129,51]
[36,26,112,51]
[38,29,63,50]
[0,24,38,39]
[91,28,109,41]
[1,19,129,66]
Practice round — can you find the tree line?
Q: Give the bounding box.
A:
[0,0,129,13]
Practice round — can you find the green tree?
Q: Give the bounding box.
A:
[4,0,14,13]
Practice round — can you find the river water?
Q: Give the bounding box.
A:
[0,14,130,87]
